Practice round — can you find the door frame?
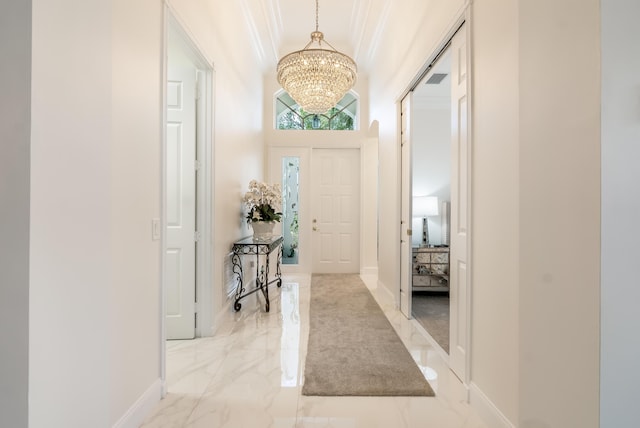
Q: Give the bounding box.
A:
[268,146,366,275]
[160,5,215,395]
[397,10,473,387]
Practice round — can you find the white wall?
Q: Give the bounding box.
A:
[30,0,164,426]
[0,2,31,427]
[518,1,601,426]
[471,0,519,422]
[371,0,603,426]
[601,0,640,426]
[30,0,114,425]
[361,135,379,275]
[26,0,266,426]
[110,0,164,421]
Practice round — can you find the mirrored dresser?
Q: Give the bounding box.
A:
[412,246,450,292]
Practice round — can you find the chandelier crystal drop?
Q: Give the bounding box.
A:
[276,0,357,115]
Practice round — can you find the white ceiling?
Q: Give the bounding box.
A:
[240,0,392,73]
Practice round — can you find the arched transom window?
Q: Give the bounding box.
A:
[275,90,358,130]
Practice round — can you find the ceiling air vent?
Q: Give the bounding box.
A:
[425,73,447,84]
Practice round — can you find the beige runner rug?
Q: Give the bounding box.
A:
[302,274,435,396]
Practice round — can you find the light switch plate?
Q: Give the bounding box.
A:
[152,218,161,241]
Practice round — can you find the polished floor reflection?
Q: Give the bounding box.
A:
[140,274,487,428]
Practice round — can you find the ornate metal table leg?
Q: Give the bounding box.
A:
[232,252,244,311]
[276,242,282,287]
[264,253,270,312]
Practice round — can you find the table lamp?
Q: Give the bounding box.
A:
[413,195,439,246]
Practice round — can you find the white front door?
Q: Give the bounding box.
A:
[400,95,413,318]
[449,23,469,381]
[311,149,360,273]
[165,36,197,340]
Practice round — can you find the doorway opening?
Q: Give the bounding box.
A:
[162,13,214,345]
[399,19,470,383]
[269,147,362,275]
[410,48,452,354]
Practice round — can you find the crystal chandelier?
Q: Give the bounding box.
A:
[276,0,357,115]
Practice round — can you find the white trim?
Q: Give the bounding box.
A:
[159,4,169,398]
[360,266,379,276]
[376,277,396,304]
[112,379,162,428]
[462,5,474,389]
[163,1,214,69]
[195,65,215,338]
[469,382,515,428]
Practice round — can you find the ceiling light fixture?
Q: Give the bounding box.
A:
[276,0,357,115]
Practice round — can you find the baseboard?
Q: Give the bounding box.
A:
[360,266,379,276]
[112,378,162,428]
[469,382,515,428]
[376,278,396,302]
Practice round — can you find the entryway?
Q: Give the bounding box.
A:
[269,147,361,275]
[399,21,470,382]
[163,14,214,341]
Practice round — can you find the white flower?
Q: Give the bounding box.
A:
[243,180,283,223]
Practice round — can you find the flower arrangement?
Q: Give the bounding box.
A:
[243,180,283,223]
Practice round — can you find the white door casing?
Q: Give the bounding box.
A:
[311,149,361,274]
[400,95,413,318]
[449,23,469,381]
[165,36,197,340]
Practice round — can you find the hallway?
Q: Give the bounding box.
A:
[141,275,486,427]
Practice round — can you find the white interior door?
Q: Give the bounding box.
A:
[311,149,360,273]
[400,95,413,318]
[449,23,469,381]
[165,36,197,340]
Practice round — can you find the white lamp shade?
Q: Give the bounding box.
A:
[413,196,439,217]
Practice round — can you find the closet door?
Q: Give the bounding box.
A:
[399,94,413,318]
[449,23,469,382]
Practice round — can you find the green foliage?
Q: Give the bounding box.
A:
[246,203,282,223]
[277,106,355,130]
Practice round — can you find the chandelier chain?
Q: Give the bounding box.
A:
[276,0,357,114]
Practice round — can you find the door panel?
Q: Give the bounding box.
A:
[400,95,413,318]
[449,23,469,381]
[165,38,197,340]
[311,149,360,273]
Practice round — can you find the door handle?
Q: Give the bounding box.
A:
[313,226,318,231]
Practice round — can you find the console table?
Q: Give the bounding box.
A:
[231,236,283,312]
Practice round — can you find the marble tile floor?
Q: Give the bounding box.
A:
[140,274,488,428]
